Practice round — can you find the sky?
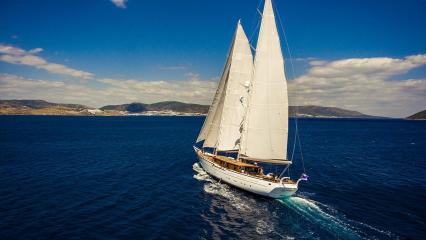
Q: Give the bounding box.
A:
[0,0,425,117]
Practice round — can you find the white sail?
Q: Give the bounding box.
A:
[216,21,253,151]
[196,26,235,147]
[198,21,253,149]
[240,0,289,160]
[202,80,226,148]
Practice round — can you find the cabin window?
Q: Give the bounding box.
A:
[246,167,259,175]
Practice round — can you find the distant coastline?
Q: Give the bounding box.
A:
[407,110,426,120]
[0,99,401,119]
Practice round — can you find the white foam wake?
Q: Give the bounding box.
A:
[193,162,253,211]
[192,162,205,174]
[279,196,395,239]
[192,162,212,182]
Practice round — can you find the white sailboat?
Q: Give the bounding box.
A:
[194,0,307,198]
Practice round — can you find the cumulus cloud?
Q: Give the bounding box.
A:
[111,0,127,8]
[0,73,217,108]
[0,44,94,79]
[1,43,424,117]
[97,73,217,105]
[0,44,216,107]
[289,54,426,117]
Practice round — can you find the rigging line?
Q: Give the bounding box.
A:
[248,0,263,44]
[248,18,260,44]
[297,127,306,173]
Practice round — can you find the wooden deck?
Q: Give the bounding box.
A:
[213,155,258,168]
[197,150,296,184]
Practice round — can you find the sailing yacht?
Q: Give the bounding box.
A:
[193,0,307,198]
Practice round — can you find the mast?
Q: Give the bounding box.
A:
[196,21,253,151]
[239,0,289,161]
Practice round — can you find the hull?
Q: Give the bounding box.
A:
[195,150,297,198]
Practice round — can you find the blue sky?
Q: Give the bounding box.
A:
[0,0,425,117]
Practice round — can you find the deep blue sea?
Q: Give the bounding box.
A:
[0,116,425,239]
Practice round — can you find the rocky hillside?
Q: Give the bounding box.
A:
[0,99,380,118]
[0,100,93,116]
[407,110,426,120]
[101,101,209,114]
[101,102,378,118]
[290,105,377,118]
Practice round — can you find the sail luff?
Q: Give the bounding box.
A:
[196,33,235,144]
[240,0,289,160]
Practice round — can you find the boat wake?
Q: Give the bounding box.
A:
[279,195,396,239]
[193,162,295,239]
[193,162,253,211]
[194,163,395,239]
[192,162,213,182]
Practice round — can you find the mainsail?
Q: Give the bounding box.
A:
[196,21,253,151]
[239,0,289,160]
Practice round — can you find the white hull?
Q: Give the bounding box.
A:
[195,149,298,198]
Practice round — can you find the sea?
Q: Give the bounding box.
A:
[0,116,425,240]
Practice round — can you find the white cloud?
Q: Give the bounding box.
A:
[0,44,216,107]
[111,0,127,8]
[0,74,100,105]
[308,60,327,66]
[289,54,426,117]
[291,57,317,62]
[97,74,217,105]
[1,43,424,117]
[0,73,217,107]
[0,44,94,79]
[0,45,26,55]
[28,48,43,54]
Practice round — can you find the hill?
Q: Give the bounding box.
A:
[101,101,208,114]
[290,105,378,118]
[0,99,380,118]
[0,100,93,116]
[0,100,87,110]
[407,110,426,120]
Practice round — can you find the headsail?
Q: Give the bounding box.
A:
[240,0,289,160]
[196,21,253,151]
[216,21,253,151]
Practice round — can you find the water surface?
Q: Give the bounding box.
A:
[0,116,425,239]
